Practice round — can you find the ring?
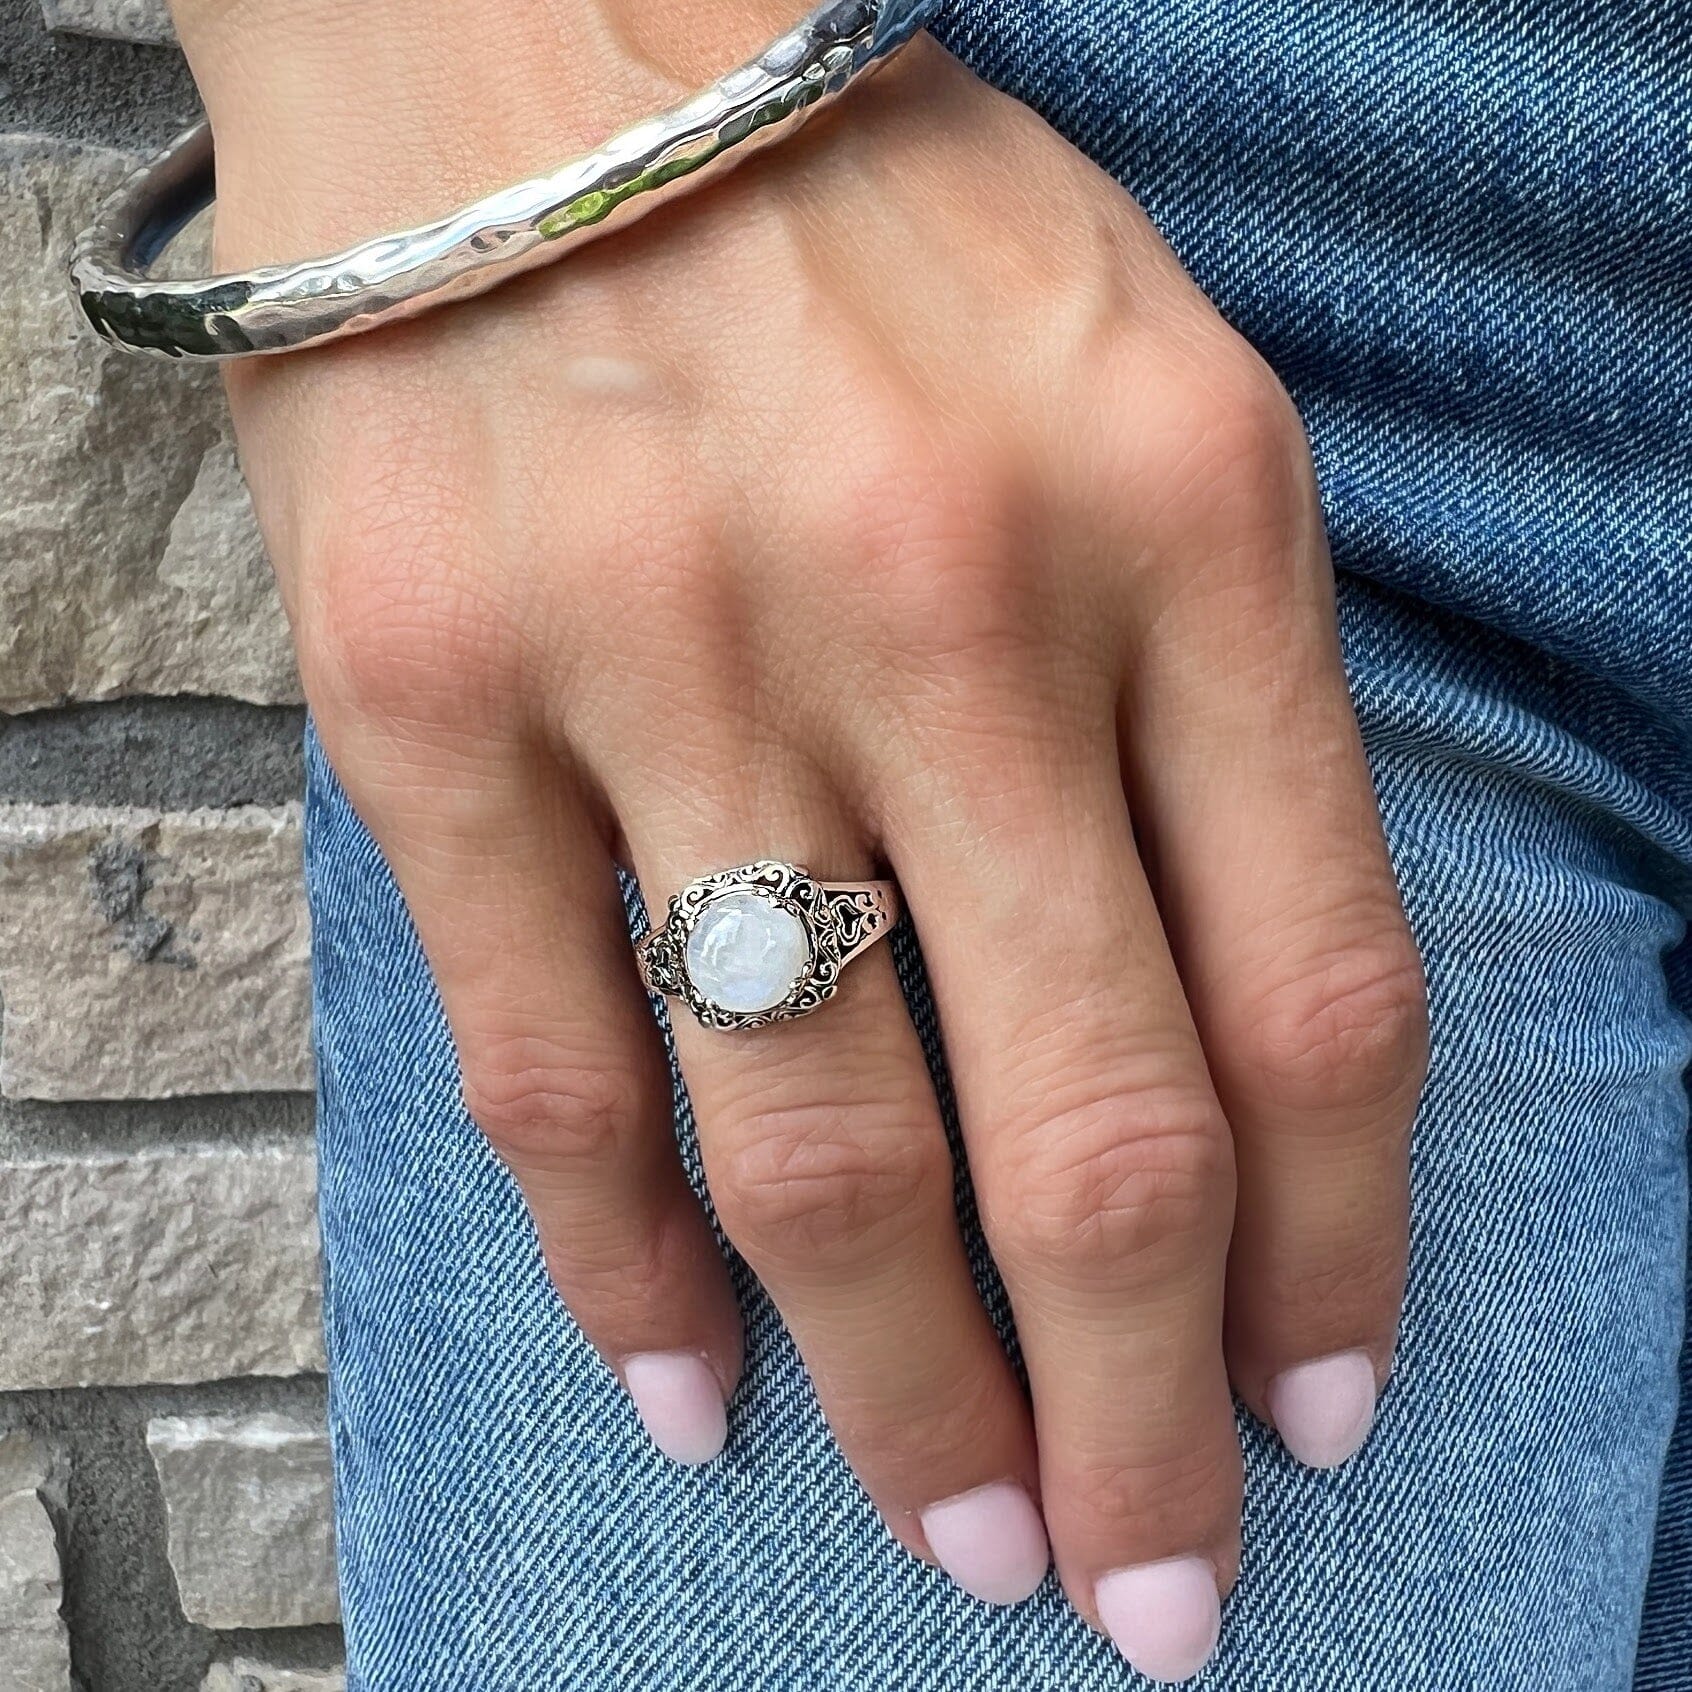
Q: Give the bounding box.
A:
[68,0,941,361]
[635,860,900,1029]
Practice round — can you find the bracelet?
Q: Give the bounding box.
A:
[69,0,941,363]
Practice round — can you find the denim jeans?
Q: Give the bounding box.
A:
[304,0,1692,1686]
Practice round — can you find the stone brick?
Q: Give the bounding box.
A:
[0,1435,71,1692]
[39,0,175,44]
[0,1142,323,1390]
[148,1414,338,1631]
[0,802,310,1100]
[202,1662,346,1692]
[0,135,298,711]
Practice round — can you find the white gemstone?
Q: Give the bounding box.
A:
[685,891,810,1015]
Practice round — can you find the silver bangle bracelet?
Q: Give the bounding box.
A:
[69,0,941,363]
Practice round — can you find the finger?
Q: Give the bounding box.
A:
[321,714,743,1466]
[611,745,1051,1605]
[885,716,1242,1683]
[1115,351,1427,1469]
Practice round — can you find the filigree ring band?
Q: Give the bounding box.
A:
[69,0,940,362]
[636,861,900,1030]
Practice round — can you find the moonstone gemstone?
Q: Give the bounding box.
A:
[685,891,810,1015]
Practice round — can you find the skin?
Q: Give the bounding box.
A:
[174,0,1428,1652]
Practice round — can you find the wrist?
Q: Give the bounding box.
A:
[171,0,806,260]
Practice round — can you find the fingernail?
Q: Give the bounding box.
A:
[919,1481,1050,1606]
[1267,1350,1378,1469]
[622,1352,727,1466]
[1095,1557,1222,1683]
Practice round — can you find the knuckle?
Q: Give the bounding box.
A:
[711,1099,951,1269]
[987,1087,1233,1282]
[302,479,525,731]
[462,1044,641,1168]
[1074,1439,1242,1538]
[589,503,733,645]
[1276,1228,1408,1328]
[532,1202,679,1341]
[1194,341,1310,508]
[317,576,522,732]
[556,499,750,744]
[819,412,1037,678]
[1143,331,1317,570]
[1243,935,1430,1117]
[817,394,980,557]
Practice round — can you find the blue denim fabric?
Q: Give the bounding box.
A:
[305,0,1692,1686]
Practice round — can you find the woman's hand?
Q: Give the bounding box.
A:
[177,0,1427,1677]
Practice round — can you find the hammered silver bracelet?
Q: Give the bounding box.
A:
[68,0,941,363]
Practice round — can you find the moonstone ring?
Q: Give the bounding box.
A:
[635,861,900,1030]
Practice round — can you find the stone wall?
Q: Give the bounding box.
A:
[1,5,341,1687]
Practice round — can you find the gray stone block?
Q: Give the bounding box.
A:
[148,1413,338,1631]
[0,1435,71,1692]
[0,1142,324,1390]
[39,0,175,45]
[0,802,311,1100]
[0,135,299,711]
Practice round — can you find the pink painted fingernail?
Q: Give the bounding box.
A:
[919,1482,1050,1606]
[1267,1350,1378,1469]
[622,1353,727,1466]
[1095,1557,1221,1684]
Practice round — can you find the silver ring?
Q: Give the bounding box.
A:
[636,860,900,1029]
[68,0,940,362]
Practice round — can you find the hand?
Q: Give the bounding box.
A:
[176,0,1427,1677]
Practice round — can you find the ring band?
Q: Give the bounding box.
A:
[636,860,900,1029]
[68,0,941,362]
